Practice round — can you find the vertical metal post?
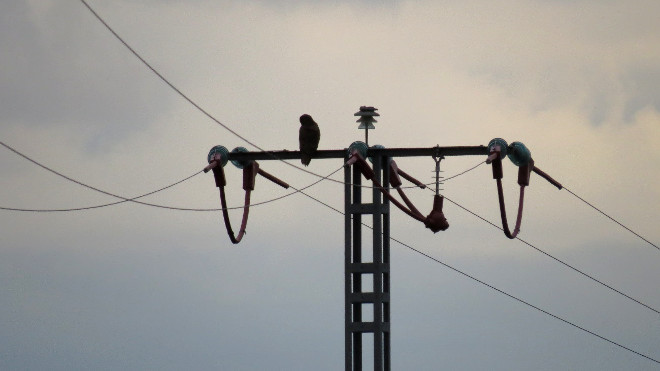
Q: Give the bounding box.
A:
[345,153,391,371]
[373,154,383,371]
[344,157,352,371]
[352,165,363,370]
[382,155,391,371]
[345,159,363,370]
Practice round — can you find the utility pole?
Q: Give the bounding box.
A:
[212,108,489,370]
[344,149,391,371]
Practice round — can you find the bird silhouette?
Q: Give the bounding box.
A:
[299,114,320,166]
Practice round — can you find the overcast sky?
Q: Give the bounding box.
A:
[1,0,659,370]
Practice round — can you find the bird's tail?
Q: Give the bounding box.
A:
[301,154,311,166]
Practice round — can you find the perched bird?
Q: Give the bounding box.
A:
[299,114,321,166]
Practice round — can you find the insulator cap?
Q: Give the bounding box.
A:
[368,144,390,164]
[347,141,369,159]
[508,141,532,167]
[207,145,229,167]
[230,147,251,169]
[488,138,508,158]
[354,106,380,117]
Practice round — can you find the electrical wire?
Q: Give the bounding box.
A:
[0,169,201,212]
[0,139,479,212]
[324,159,484,190]
[5,135,657,316]
[78,0,346,181]
[343,154,660,315]
[343,151,660,315]
[4,136,654,362]
[79,0,488,195]
[292,176,660,365]
[563,186,658,251]
[30,0,660,340]
[0,140,214,212]
[0,140,346,212]
[79,0,656,248]
[4,138,657,316]
[442,195,660,315]
[435,160,484,183]
[19,1,656,363]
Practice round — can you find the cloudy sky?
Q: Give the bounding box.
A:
[2,0,659,369]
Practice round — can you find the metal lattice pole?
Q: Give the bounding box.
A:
[345,153,391,371]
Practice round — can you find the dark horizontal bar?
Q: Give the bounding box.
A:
[349,322,390,333]
[347,203,390,215]
[369,145,489,158]
[350,292,390,304]
[225,149,347,161]
[221,145,488,161]
[349,263,390,274]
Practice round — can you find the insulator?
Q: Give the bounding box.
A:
[354,106,379,130]
[347,141,369,159]
[368,144,391,164]
[207,145,229,167]
[433,157,444,195]
[508,141,532,167]
[357,117,377,130]
[230,147,251,169]
[488,138,508,158]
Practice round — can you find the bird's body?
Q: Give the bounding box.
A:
[299,114,320,166]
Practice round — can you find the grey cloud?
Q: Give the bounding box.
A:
[622,67,660,122]
[0,1,173,151]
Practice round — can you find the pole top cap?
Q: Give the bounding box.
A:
[354,106,380,117]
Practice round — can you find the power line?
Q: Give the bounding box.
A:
[4,137,657,316]
[563,186,658,251]
[442,195,660,315]
[28,2,660,362]
[0,169,201,212]
[4,135,655,364]
[5,138,657,317]
[293,179,660,366]
[78,0,656,250]
[0,140,347,212]
[81,0,494,200]
[0,140,210,211]
[1,140,482,212]
[80,0,491,196]
[78,0,350,183]
[81,0,658,251]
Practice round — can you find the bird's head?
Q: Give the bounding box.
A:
[300,114,314,126]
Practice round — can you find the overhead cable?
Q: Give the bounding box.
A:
[0,140,345,213]
[1,140,478,212]
[79,0,350,183]
[563,187,658,251]
[441,196,660,315]
[292,176,660,366]
[80,0,656,248]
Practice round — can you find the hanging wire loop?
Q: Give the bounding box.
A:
[210,155,289,244]
[488,147,531,239]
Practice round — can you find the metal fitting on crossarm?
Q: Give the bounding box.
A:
[346,150,375,180]
[518,158,534,187]
[487,138,506,180]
